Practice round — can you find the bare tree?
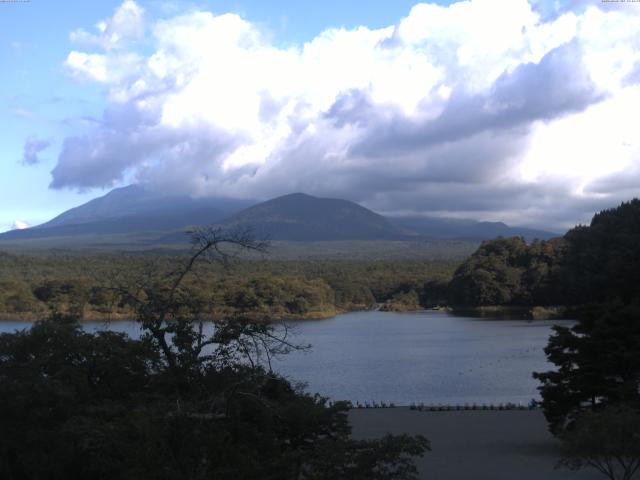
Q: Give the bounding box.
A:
[112,226,304,372]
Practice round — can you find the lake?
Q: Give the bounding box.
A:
[0,310,572,406]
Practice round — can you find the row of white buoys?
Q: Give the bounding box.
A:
[340,400,539,410]
[333,401,397,409]
[408,401,537,411]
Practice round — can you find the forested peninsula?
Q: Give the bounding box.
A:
[448,199,640,316]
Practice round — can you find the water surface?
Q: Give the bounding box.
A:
[0,310,572,405]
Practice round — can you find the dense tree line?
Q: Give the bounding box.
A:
[447,236,563,306]
[559,199,640,305]
[448,199,640,308]
[528,201,640,477]
[0,254,456,320]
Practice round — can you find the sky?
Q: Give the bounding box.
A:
[1,0,639,233]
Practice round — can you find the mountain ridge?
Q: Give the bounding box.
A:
[220,192,412,241]
[0,186,559,248]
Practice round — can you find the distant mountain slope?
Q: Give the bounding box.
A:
[391,216,557,241]
[0,185,253,240]
[40,185,253,230]
[0,186,558,249]
[219,193,411,241]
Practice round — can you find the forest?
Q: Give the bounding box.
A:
[0,253,455,321]
[448,199,640,311]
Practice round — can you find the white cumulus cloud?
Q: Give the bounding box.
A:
[69,0,145,51]
[53,0,640,229]
[11,220,30,230]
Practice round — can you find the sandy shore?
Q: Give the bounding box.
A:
[349,408,602,480]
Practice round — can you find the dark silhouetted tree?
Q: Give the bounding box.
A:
[558,404,640,480]
[533,303,640,434]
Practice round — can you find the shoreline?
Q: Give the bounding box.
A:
[0,303,570,322]
[450,304,568,320]
[0,307,351,323]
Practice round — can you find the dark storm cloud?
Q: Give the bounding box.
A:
[361,177,629,232]
[21,136,51,165]
[584,166,640,197]
[50,104,244,191]
[341,42,603,162]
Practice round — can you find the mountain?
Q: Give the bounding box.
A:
[390,216,557,242]
[0,185,253,241]
[219,193,410,241]
[0,187,558,250]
